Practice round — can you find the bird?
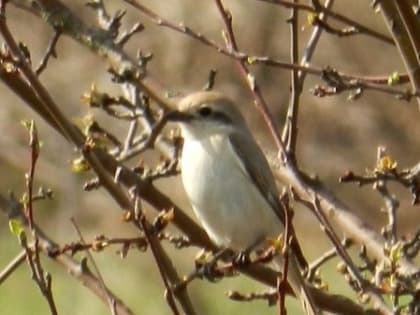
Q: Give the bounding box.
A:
[167,90,319,315]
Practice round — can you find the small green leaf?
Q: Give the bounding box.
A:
[375,155,397,173]
[247,56,256,65]
[20,192,29,207]
[20,119,32,130]
[307,12,318,26]
[389,242,402,265]
[71,157,90,173]
[387,71,400,86]
[9,219,24,237]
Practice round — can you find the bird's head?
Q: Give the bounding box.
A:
[167,91,247,140]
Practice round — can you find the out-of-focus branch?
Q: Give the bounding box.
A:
[378,0,420,108]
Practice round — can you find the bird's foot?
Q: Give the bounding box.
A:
[232,251,251,267]
[194,248,231,282]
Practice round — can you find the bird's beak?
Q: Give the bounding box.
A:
[165,110,194,122]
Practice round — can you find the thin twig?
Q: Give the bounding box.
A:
[256,0,393,45]
[0,250,26,285]
[278,197,292,315]
[213,0,288,162]
[35,29,61,75]
[18,118,58,315]
[17,112,59,315]
[375,181,399,244]
[70,218,118,315]
[311,16,358,37]
[307,238,352,281]
[133,196,181,315]
[298,0,335,85]
[309,197,365,288]
[305,195,392,315]
[20,237,58,315]
[203,69,217,91]
[227,289,277,305]
[339,162,420,206]
[48,235,147,257]
[24,120,38,230]
[282,0,301,161]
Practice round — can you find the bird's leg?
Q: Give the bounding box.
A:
[233,236,266,267]
[194,248,234,282]
[233,251,251,267]
[174,248,232,291]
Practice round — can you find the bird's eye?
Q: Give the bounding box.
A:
[197,106,212,117]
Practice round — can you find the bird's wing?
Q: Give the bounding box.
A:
[228,131,308,268]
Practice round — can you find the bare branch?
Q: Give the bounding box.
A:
[0,250,26,285]
[256,0,393,45]
[35,29,61,75]
[379,1,420,108]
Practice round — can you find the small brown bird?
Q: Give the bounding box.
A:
[168,91,319,315]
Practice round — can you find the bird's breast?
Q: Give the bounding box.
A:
[181,135,281,250]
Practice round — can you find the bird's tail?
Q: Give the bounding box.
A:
[275,256,320,315]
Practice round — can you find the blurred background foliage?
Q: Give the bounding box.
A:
[0,1,419,314]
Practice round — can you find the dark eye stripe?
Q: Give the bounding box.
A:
[212,111,232,124]
[198,106,212,117]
